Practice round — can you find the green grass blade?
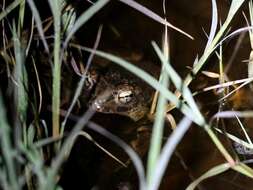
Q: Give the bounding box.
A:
[146,61,169,185]
[147,24,170,188]
[0,0,24,21]
[13,25,28,123]
[0,93,19,190]
[119,0,193,40]
[233,163,253,179]
[48,0,63,139]
[27,0,49,52]
[212,26,253,51]
[228,0,246,18]
[50,108,97,183]
[18,0,25,30]
[186,163,230,190]
[205,125,234,164]
[214,127,253,149]
[152,42,205,125]
[87,121,147,190]
[184,0,246,87]
[213,110,253,118]
[148,117,192,190]
[235,115,253,144]
[204,0,218,53]
[61,26,102,131]
[248,1,253,47]
[62,7,76,35]
[64,0,110,46]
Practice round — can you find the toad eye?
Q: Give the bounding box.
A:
[117,90,133,104]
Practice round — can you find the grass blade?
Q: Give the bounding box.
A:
[205,126,234,164]
[61,26,102,130]
[13,25,28,123]
[186,163,230,190]
[0,93,19,190]
[119,0,193,40]
[152,42,205,125]
[64,0,110,46]
[48,0,63,139]
[87,121,147,190]
[0,0,24,21]
[148,117,192,190]
[214,127,253,149]
[146,54,169,186]
[204,0,218,53]
[184,0,246,87]
[27,0,49,52]
[233,163,253,179]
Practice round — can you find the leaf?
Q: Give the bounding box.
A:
[119,0,193,40]
[233,163,253,179]
[152,42,205,125]
[27,0,49,52]
[13,26,28,122]
[148,117,192,190]
[184,0,246,87]
[204,0,218,53]
[0,0,24,21]
[186,163,230,190]
[64,0,110,46]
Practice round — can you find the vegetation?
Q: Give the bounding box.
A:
[0,0,253,189]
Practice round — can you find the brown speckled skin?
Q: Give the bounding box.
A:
[89,65,153,121]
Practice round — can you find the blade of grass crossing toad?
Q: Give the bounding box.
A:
[186,163,230,190]
[61,26,102,133]
[152,42,205,125]
[147,26,169,185]
[81,47,200,123]
[149,117,192,190]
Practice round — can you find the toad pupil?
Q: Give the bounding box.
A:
[117,90,133,104]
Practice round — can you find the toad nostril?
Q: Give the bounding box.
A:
[90,99,103,111]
